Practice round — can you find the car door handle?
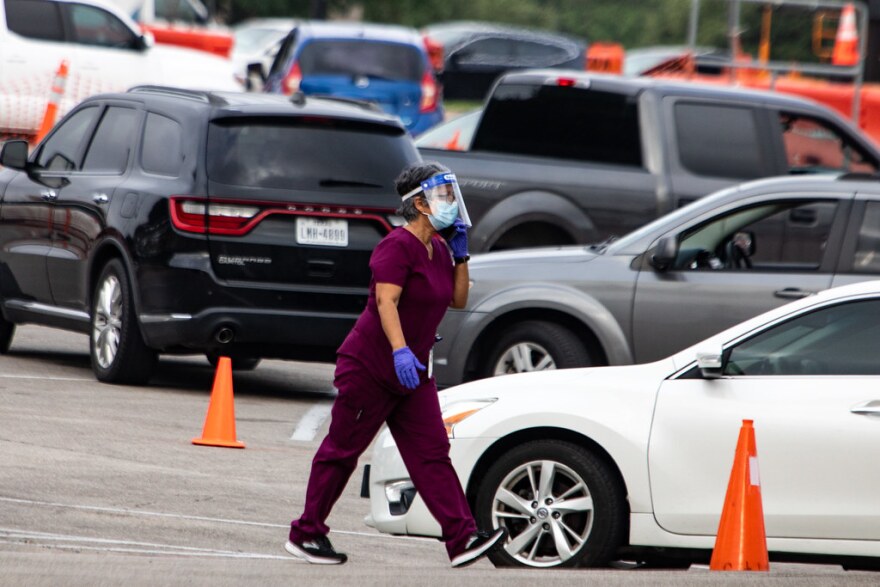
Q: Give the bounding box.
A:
[774,288,815,300]
[851,401,880,415]
[93,193,109,205]
[41,190,57,201]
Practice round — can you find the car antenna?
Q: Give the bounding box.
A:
[290,91,307,107]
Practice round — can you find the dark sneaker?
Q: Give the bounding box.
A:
[451,528,507,568]
[284,535,348,565]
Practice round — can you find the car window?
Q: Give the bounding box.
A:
[676,199,839,271]
[852,200,880,273]
[779,113,877,174]
[415,110,480,151]
[473,84,642,167]
[514,39,574,66]
[725,298,880,376]
[206,118,417,190]
[675,102,766,180]
[454,37,515,66]
[82,107,139,173]
[37,107,101,171]
[297,40,423,82]
[68,3,138,49]
[5,0,64,41]
[154,0,206,25]
[140,113,183,176]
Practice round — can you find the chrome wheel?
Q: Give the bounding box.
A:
[493,342,555,375]
[492,459,594,567]
[92,274,122,369]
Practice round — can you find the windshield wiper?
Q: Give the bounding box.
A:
[588,236,618,253]
[319,178,383,188]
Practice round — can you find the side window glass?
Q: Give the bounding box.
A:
[82,107,139,173]
[780,113,877,174]
[5,0,64,41]
[37,107,100,171]
[514,40,570,66]
[455,38,514,66]
[675,103,765,180]
[676,200,838,271]
[141,113,183,176]
[68,4,137,49]
[852,201,880,273]
[725,299,880,376]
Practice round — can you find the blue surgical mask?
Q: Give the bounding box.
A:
[426,200,459,230]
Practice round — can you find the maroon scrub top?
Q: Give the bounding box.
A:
[337,227,454,393]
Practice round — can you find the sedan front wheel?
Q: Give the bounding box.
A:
[475,440,627,568]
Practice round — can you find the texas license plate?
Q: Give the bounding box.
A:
[295,218,348,247]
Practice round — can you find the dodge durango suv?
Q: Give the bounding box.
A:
[0,86,420,383]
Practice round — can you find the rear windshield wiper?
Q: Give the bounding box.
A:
[319,178,383,188]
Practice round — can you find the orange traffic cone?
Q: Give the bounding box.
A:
[710,419,768,571]
[34,60,69,145]
[192,356,245,448]
[832,3,859,66]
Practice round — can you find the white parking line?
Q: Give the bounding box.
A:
[0,496,432,543]
[290,401,333,441]
[0,374,92,381]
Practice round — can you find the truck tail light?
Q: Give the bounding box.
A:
[420,69,439,113]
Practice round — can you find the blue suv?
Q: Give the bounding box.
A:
[264,22,444,135]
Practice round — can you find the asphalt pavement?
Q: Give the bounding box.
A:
[1,325,877,586]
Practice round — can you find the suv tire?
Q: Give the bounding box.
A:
[485,320,592,378]
[90,259,157,384]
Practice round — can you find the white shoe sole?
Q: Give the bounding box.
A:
[284,540,346,565]
[451,530,506,568]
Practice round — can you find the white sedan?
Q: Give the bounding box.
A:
[365,280,880,569]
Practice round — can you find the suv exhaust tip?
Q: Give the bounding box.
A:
[215,326,235,345]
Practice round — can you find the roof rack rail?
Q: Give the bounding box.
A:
[290,91,383,113]
[128,86,227,106]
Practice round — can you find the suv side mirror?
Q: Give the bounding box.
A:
[0,140,28,170]
[696,348,723,379]
[649,235,678,272]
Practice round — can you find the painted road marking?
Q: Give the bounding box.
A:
[290,401,333,441]
[0,496,432,543]
[0,374,92,381]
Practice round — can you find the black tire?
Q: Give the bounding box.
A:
[0,315,15,354]
[483,320,593,379]
[206,352,261,371]
[475,440,628,568]
[90,259,157,384]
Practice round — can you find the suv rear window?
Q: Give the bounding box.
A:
[206,117,417,190]
[472,84,643,167]
[297,40,423,82]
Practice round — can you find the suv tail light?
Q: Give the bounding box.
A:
[420,69,439,113]
[171,198,261,235]
[170,197,395,236]
[283,62,302,95]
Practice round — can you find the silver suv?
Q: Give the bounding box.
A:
[434,173,880,387]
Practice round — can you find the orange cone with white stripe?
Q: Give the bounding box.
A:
[832,3,859,66]
[34,60,69,145]
[710,419,769,571]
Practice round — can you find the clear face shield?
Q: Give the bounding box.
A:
[403,172,472,228]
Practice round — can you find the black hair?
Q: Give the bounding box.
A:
[394,161,448,222]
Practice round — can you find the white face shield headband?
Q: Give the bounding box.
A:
[401,172,472,227]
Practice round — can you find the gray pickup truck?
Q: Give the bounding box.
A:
[420,70,880,251]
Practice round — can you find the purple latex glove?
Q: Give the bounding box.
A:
[392,346,426,389]
[445,218,469,259]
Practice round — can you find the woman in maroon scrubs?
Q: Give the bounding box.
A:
[285,162,505,567]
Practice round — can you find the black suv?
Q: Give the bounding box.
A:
[0,87,420,383]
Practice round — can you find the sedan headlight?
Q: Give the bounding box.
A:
[442,399,496,438]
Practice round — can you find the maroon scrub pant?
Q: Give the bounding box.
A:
[289,357,477,560]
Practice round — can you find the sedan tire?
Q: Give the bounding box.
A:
[90,259,157,384]
[475,440,627,568]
